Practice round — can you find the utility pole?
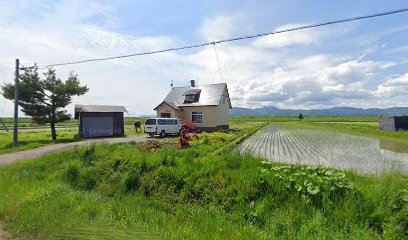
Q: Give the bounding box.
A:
[13,59,19,147]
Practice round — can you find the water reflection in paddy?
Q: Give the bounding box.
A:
[240,125,408,174]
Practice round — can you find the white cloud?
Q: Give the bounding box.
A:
[200,14,249,41]
[1,1,407,118]
[228,57,397,109]
[252,23,320,48]
[374,73,408,98]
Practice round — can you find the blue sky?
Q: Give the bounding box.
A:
[0,0,407,116]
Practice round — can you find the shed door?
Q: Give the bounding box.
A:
[82,116,114,137]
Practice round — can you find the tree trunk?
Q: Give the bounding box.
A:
[50,111,57,140]
[50,120,56,140]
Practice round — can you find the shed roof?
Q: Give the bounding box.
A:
[157,83,231,109]
[75,104,127,119]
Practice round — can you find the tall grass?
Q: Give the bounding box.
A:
[0,139,407,239]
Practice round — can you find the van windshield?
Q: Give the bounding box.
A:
[145,119,156,125]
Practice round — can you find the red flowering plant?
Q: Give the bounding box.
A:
[178,120,200,148]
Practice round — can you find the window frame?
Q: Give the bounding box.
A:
[185,95,195,102]
[192,111,203,124]
[161,112,171,118]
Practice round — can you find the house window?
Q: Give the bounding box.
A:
[192,112,203,124]
[161,113,171,118]
[185,95,195,102]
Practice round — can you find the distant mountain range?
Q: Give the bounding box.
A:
[231,106,408,116]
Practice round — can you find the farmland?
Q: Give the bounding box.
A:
[0,116,407,239]
[239,122,408,173]
[0,136,407,239]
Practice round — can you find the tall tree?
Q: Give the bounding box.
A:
[1,66,88,140]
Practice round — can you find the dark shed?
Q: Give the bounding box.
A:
[75,104,127,138]
[379,116,408,131]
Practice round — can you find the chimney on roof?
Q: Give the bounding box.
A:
[190,80,195,87]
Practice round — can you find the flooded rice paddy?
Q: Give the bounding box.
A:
[240,124,408,173]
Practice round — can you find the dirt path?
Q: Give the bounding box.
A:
[0,135,148,166]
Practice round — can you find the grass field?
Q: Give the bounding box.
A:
[0,118,407,239]
[0,115,406,156]
[1,117,147,129]
[0,117,264,155]
[0,132,407,239]
[0,117,147,154]
[0,129,81,155]
[1,116,406,156]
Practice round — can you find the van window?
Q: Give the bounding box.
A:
[158,119,167,125]
[145,119,156,125]
[165,119,176,125]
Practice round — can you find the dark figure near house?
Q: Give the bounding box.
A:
[298,113,304,120]
[134,121,142,132]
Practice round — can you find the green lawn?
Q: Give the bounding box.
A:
[0,129,81,155]
[0,136,406,239]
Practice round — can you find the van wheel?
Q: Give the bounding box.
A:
[159,130,166,138]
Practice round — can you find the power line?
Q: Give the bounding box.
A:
[36,7,408,69]
[212,43,224,82]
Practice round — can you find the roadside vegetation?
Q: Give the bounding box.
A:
[0,135,407,239]
[0,116,407,239]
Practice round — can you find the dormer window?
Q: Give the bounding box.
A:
[182,89,201,103]
[185,95,195,102]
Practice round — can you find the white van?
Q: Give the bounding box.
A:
[144,118,181,137]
